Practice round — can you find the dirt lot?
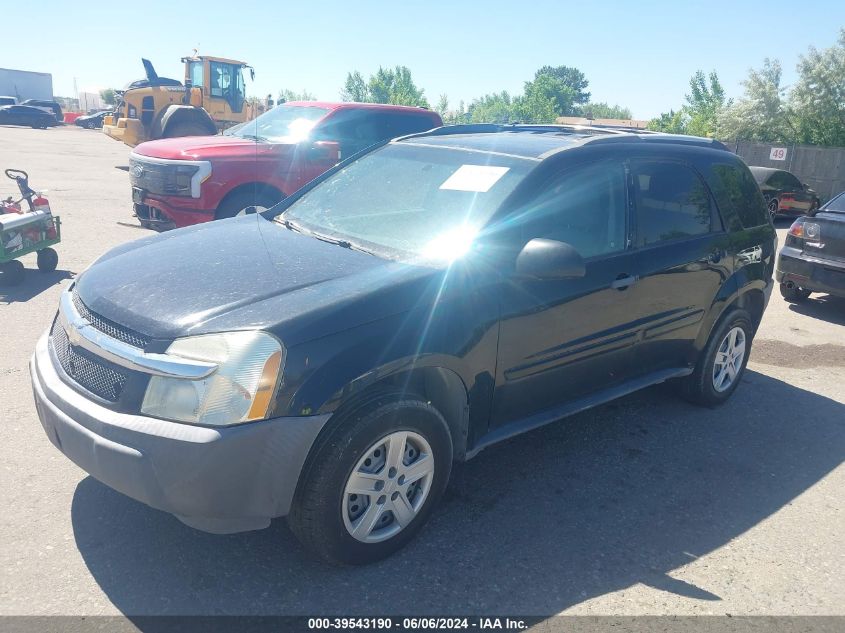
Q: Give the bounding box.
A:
[1,125,843,617]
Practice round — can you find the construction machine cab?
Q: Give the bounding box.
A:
[103,55,254,147]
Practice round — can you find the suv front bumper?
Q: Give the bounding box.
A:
[777,246,845,298]
[30,332,331,533]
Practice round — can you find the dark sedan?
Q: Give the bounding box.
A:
[777,191,845,302]
[0,105,59,129]
[20,99,63,122]
[750,166,821,219]
[75,110,111,129]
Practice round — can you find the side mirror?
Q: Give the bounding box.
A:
[515,238,586,280]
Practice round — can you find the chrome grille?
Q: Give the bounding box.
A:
[129,156,196,197]
[71,287,150,349]
[50,319,128,402]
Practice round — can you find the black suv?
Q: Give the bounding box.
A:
[31,125,776,564]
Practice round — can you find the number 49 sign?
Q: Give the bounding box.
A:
[770,147,788,161]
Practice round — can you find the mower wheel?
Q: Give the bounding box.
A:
[0,260,25,286]
[37,248,59,272]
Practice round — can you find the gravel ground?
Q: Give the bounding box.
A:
[1,125,843,618]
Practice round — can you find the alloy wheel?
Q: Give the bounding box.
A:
[712,326,746,393]
[342,431,435,544]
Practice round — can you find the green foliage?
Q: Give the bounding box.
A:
[527,66,590,115]
[277,88,316,103]
[340,71,368,102]
[578,102,633,120]
[648,70,729,137]
[716,59,793,142]
[790,28,845,146]
[339,66,429,108]
[466,65,594,124]
[99,88,116,105]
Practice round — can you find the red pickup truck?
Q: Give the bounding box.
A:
[128,101,443,229]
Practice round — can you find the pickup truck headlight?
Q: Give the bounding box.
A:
[141,331,284,426]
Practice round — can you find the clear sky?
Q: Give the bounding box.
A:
[4,0,843,119]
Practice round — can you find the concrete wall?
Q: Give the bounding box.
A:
[725,140,845,205]
[0,68,53,102]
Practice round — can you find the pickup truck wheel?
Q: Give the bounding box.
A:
[288,392,453,565]
[780,282,811,303]
[215,190,281,220]
[679,309,753,407]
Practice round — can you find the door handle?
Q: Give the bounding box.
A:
[611,274,638,290]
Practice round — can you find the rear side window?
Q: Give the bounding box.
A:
[708,163,768,229]
[631,161,713,247]
[372,112,438,139]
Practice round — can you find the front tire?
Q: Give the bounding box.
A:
[679,309,754,407]
[288,391,453,565]
[215,190,281,220]
[767,198,779,219]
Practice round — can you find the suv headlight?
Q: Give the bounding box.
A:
[141,331,284,426]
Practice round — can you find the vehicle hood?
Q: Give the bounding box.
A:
[133,135,296,160]
[75,216,436,345]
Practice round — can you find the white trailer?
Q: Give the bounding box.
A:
[0,68,54,102]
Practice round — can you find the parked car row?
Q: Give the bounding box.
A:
[32,120,787,564]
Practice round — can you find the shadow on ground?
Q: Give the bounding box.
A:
[0,269,73,303]
[787,294,845,326]
[71,371,845,618]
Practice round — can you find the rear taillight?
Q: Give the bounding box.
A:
[788,220,820,241]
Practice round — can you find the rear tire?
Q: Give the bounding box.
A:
[0,260,25,286]
[288,391,453,565]
[679,309,753,407]
[36,247,58,272]
[780,282,811,303]
[767,198,779,219]
[215,190,281,220]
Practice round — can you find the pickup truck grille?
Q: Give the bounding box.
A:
[129,156,198,197]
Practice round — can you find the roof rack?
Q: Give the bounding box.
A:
[398,123,730,152]
[413,123,630,138]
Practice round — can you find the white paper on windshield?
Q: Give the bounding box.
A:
[439,165,510,193]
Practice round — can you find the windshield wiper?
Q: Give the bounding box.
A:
[275,218,377,256]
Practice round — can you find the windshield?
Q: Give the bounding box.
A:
[226,104,329,142]
[278,142,535,264]
[823,192,845,213]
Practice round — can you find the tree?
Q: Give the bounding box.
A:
[99,88,116,106]
[717,59,793,142]
[790,28,845,147]
[340,71,368,102]
[525,66,590,115]
[339,66,429,108]
[578,102,632,120]
[468,91,520,123]
[277,89,315,103]
[684,70,730,137]
[368,66,429,108]
[648,70,729,137]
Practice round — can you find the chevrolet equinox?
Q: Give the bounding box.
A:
[31,124,777,564]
